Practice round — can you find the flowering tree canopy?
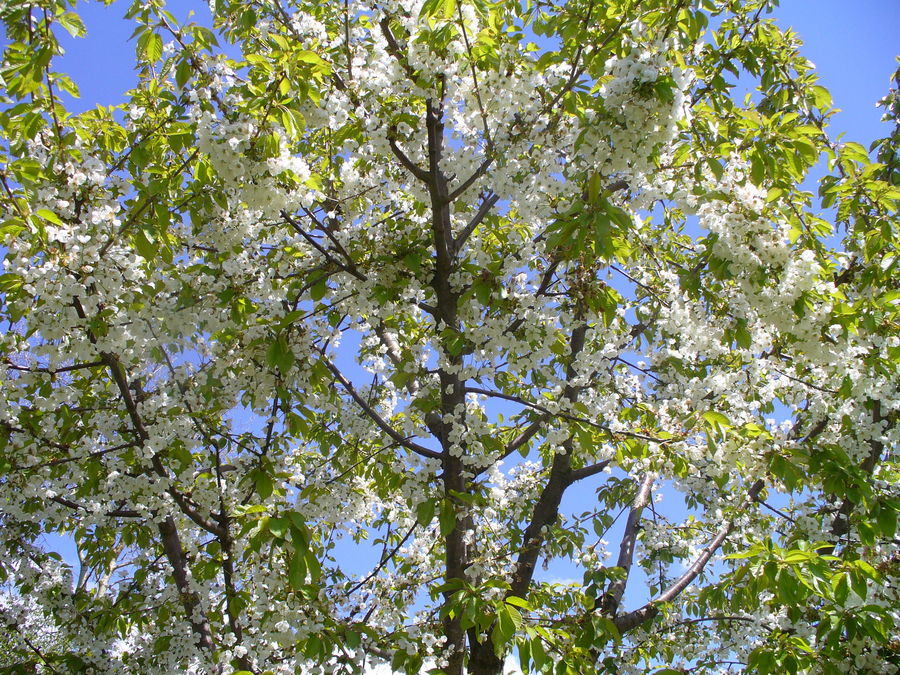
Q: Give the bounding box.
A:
[0,0,898,673]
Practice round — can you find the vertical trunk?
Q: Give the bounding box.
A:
[424,93,472,675]
[467,637,504,675]
[442,452,469,675]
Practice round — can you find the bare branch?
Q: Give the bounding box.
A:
[569,459,613,483]
[598,475,654,614]
[453,191,499,252]
[614,479,765,633]
[319,354,442,460]
[447,158,494,203]
[388,134,431,183]
[345,522,418,596]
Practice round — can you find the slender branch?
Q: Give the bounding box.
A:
[447,158,494,203]
[378,17,417,81]
[319,354,442,460]
[11,441,138,473]
[614,479,765,633]
[70,297,218,652]
[456,0,492,147]
[18,630,64,675]
[39,9,63,141]
[597,475,654,614]
[453,191,499,252]
[498,416,547,463]
[464,386,677,445]
[50,495,140,518]
[388,134,431,182]
[569,459,613,483]
[756,498,795,523]
[343,0,353,81]
[3,359,105,375]
[374,324,421,395]
[345,523,418,596]
[505,261,560,334]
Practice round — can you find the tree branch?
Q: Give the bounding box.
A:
[569,459,614,483]
[447,158,494,203]
[508,323,587,598]
[345,522,418,596]
[71,296,218,653]
[319,354,442,460]
[50,495,141,519]
[388,133,431,183]
[453,191,499,252]
[597,475,654,614]
[614,479,765,633]
[379,17,417,81]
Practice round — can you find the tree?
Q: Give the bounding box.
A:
[0,0,897,673]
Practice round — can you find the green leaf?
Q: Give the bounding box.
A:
[841,142,870,165]
[138,31,163,63]
[175,58,192,88]
[420,0,456,19]
[33,208,63,225]
[133,227,158,260]
[288,549,307,589]
[473,280,491,305]
[310,278,327,302]
[734,320,752,349]
[0,273,23,292]
[305,548,321,582]
[267,516,288,538]
[58,12,87,38]
[439,498,456,536]
[416,499,436,527]
[875,502,897,538]
[832,572,849,606]
[492,604,519,656]
[294,50,329,67]
[267,336,295,374]
[701,411,731,429]
[254,471,274,500]
[505,595,531,610]
[782,550,812,564]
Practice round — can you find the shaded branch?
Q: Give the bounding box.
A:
[388,133,430,183]
[508,324,587,598]
[50,495,140,519]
